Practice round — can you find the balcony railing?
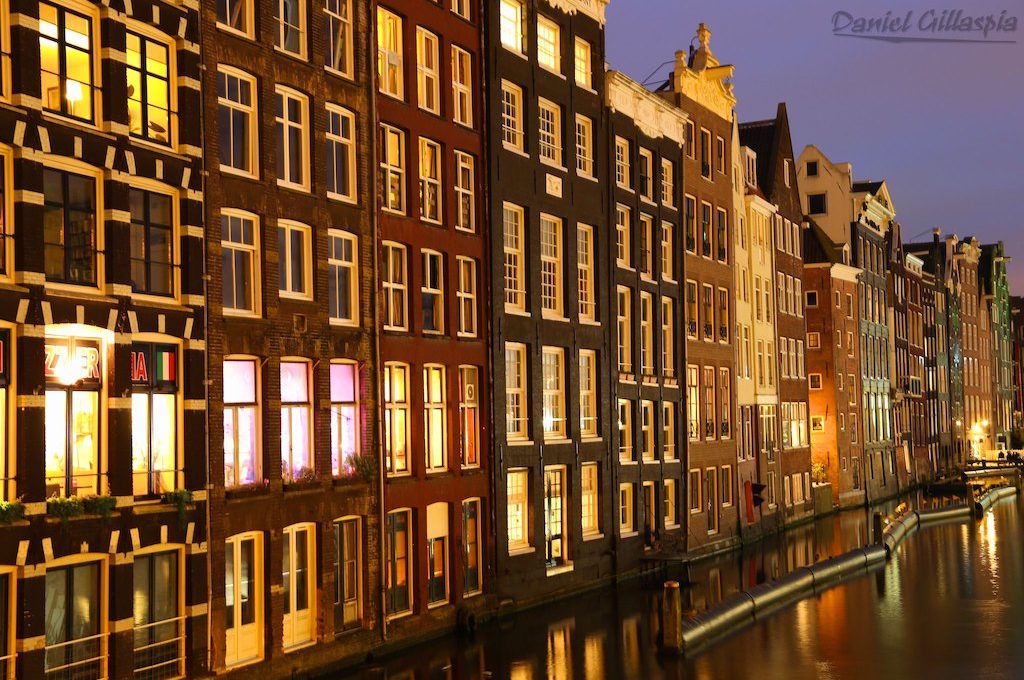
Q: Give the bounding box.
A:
[45,632,107,680]
[133,615,185,680]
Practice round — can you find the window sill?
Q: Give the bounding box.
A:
[619,459,637,466]
[324,65,356,82]
[283,640,317,654]
[544,437,573,446]
[620,530,638,538]
[583,532,604,542]
[381,207,407,217]
[546,563,574,577]
[504,308,531,318]
[326,192,358,206]
[427,600,450,611]
[580,436,603,444]
[219,165,260,181]
[387,471,413,479]
[579,173,599,183]
[540,160,567,174]
[508,546,535,557]
[579,318,601,327]
[507,439,534,448]
[225,656,265,671]
[542,314,569,323]
[385,610,414,623]
[665,523,681,530]
[539,65,566,80]
[502,145,531,159]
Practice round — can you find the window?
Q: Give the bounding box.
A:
[684,195,696,253]
[507,469,530,551]
[640,401,655,461]
[326,104,356,201]
[619,483,634,534]
[126,31,171,145]
[280,361,312,483]
[414,139,443,224]
[715,208,728,262]
[385,510,412,615]
[575,115,594,177]
[544,467,567,567]
[43,168,98,286]
[811,415,826,432]
[664,479,678,527]
[501,81,524,151]
[581,463,599,536]
[505,343,528,440]
[574,37,592,88]
[131,343,179,496]
[225,533,262,666]
[218,68,258,175]
[454,151,476,232]
[687,366,699,441]
[39,2,95,122]
[458,366,479,467]
[382,242,408,330]
[218,0,253,36]
[327,230,358,325]
[542,347,566,439]
[334,518,361,630]
[685,281,698,338]
[537,15,560,72]
[703,367,716,439]
[324,0,353,75]
[462,499,481,595]
[617,287,632,373]
[618,400,633,462]
[639,292,654,376]
[721,466,733,506]
[806,290,818,308]
[330,361,359,476]
[223,359,260,487]
[661,159,675,207]
[661,222,675,281]
[416,28,440,113]
[688,469,701,512]
[616,205,631,268]
[639,214,654,279]
[538,100,563,166]
[715,136,725,174]
[376,8,403,99]
[133,549,183,679]
[45,559,106,678]
[700,202,712,257]
[720,368,731,438]
[806,160,818,177]
[661,297,675,378]
[420,250,445,334]
[221,211,259,314]
[424,365,447,472]
[503,203,526,311]
[577,224,596,322]
[456,257,478,337]
[663,402,677,460]
[451,46,473,126]
[278,220,311,299]
[129,188,174,297]
[579,350,598,437]
[699,129,712,179]
[540,215,563,317]
[384,363,409,474]
[808,193,827,215]
[639,149,654,200]
[615,137,630,187]
[500,0,525,53]
[282,524,315,648]
[685,121,695,158]
[275,0,306,57]
[701,284,714,341]
[717,288,730,343]
[808,331,820,349]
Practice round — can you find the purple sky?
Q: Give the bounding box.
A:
[605,0,1024,291]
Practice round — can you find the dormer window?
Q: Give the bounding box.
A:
[743,148,756,188]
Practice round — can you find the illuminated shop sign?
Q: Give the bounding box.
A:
[131,343,177,389]
[44,337,102,387]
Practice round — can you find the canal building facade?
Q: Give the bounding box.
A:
[487,0,615,604]
[980,243,1014,452]
[657,24,741,553]
[1012,296,1024,443]
[201,0,381,673]
[904,251,929,482]
[887,223,913,487]
[605,70,688,566]
[952,237,986,459]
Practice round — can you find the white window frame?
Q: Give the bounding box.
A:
[615,137,630,188]
[577,223,595,322]
[499,0,525,54]
[505,343,528,441]
[575,114,594,178]
[225,532,263,667]
[579,350,598,438]
[538,99,563,168]
[218,66,258,177]
[221,209,261,317]
[454,151,476,232]
[536,15,560,73]
[324,0,353,77]
[539,214,564,318]
[619,483,635,535]
[326,103,356,202]
[281,523,316,649]
[507,469,530,552]
[501,80,524,152]
[418,137,442,224]
[416,27,440,114]
[380,124,406,214]
[574,37,592,89]
[503,202,526,312]
[452,45,473,127]
[384,363,410,475]
[327,230,358,326]
[423,364,448,472]
[275,0,307,59]
[542,346,566,440]
[382,241,408,331]
[376,8,404,100]
[277,219,312,300]
[420,249,444,334]
[456,256,478,338]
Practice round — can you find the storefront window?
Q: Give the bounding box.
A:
[330,361,359,476]
[223,359,259,487]
[0,331,9,500]
[44,337,102,497]
[280,361,311,482]
[131,343,178,496]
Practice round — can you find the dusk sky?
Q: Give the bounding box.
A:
[605,0,1024,290]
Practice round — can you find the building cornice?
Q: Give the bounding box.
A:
[544,0,608,25]
[606,71,689,145]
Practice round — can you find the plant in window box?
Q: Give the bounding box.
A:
[47,496,84,524]
[161,489,193,529]
[82,495,118,520]
[286,466,319,486]
[0,498,25,525]
[345,453,377,485]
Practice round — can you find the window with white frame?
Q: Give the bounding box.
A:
[133,549,184,677]
[423,365,447,472]
[384,363,409,474]
[505,343,528,440]
[454,151,475,232]
[418,138,442,223]
[543,467,567,567]
[326,104,356,201]
[421,249,444,334]
[379,124,406,213]
[619,483,634,534]
[538,99,562,167]
[452,0,470,20]
[581,463,599,536]
[661,158,675,207]
[452,46,473,126]
[615,137,630,187]
[575,114,594,177]
[333,517,361,630]
[126,30,173,146]
[222,211,259,314]
[280,360,312,482]
[639,149,654,201]
[385,510,412,615]
[275,0,306,57]
[376,8,403,99]
[664,479,677,526]
[416,27,439,113]
[507,469,530,551]
[324,0,353,76]
[537,15,560,72]
[499,0,525,53]
[720,368,731,438]
[329,361,359,476]
[661,222,675,281]
[579,350,597,437]
[225,533,262,666]
[218,0,254,37]
[218,67,258,175]
[459,366,479,467]
[687,365,699,440]
[639,214,654,279]
[501,81,524,151]
[281,522,316,648]
[661,297,675,378]
[540,214,563,317]
[640,292,654,377]
[278,220,311,299]
[223,358,260,487]
[457,256,477,337]
[542,346,566,439]
[616,205,631,268]
[663,402,677,460]
[382,242,407,330]
[503,203,526,311]
[618,399,633,462]
[617,286,632,373]
[574,37,591,88]
[328,230,358,325]
[577,224,596,322]
[640,400,655,461]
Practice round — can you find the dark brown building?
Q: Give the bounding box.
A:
[374,0,492,644]
[605,70,688,568]
[887,223,914,487]
[201,0,380,673]
[0,0,208,677]
[954,237,986,459]
[488,0,615,603]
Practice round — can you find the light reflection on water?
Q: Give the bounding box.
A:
[339,496,1022,680]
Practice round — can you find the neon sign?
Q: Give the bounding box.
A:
[44,338,102,387]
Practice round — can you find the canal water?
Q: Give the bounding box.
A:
[341,494,1023,679]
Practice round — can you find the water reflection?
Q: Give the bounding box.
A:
[338,496,1023,680]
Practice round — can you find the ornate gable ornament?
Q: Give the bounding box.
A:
[545,0,609,25]
[606,71,689,145]
[672,23,736,120]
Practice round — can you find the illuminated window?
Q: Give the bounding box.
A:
[538,99,562,167]
[0,149,9,277]
[277,220,311,299]
[384,363,409,475]
[221,210,259,315]
[377,8,403,99]
[501,81,524,151]
[574,37,591,88]
[577,224,595,322]
[126,31,171,145]
[133,549,184,678]
[575,115,594,178]
[663,402,677,460]
[419,138,442,223]
[225,533,262,666]
[421,249,444,333]
[544,467,567,567]
[617,287,632,373]
[640,400,655,461]
[661,221,675,281]
[616,205,631,268]
[329,361,359,476]
[280,361,312,483]
[0,333,8,501]
[43,168,97,286]
[282,524,315,648]
[385,509,412,615]
[423,365,447,472]
[131,343,178,497]
[129,189,174,297]
[703,367,716,439]
[275,0,306,56]
[579,350,597,437]
[452,46,473,126]
[503,203,525,311]
[45,559,106,678]
[684,195,696,253]
[537,15,560,72]
[687,365,699,441]
[416,27,439,113]
[662,297,675,378]
[462,500,481,595]
[382,242,407,330]
[619,483,634,534]
[499,0,525,53]
[334,517,361,630]
[457,256,477,337]
[44,336,102,497]
[639,214,654,279]
[639,149,653,201]
[505,343,528,440]
[223,358,260,487]
[459,366,479,467]
[454,151,475,232]
[218,68,258,175]
[39,2,95,121]
[327,230,357,325]
[664,479,677,527]
[661,159,675,207]
[540,214,563,316]
[581,463,599,536]
[452,0,470,19]
[326,104,356,201]
[324,0,353,76]
[542,347,565,440]
[217,0,253,36]
[379,124,406,213]
[618,399,633,462]
[639,292,653,376]
[507,469,530,551]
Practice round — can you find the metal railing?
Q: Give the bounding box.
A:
[44,632,106,680]
[133,615,185,680]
